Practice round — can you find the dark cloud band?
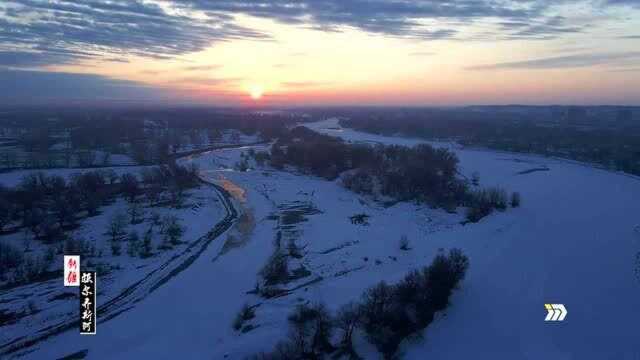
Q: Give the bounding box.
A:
[0,0,268,67]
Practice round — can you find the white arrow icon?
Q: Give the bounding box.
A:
[545,304,568,321]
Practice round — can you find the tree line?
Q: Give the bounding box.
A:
[266,126,518,218]
[0,163,198,286]
[251,249,469,359]
[340,113,640,176]
[0,108,295,170]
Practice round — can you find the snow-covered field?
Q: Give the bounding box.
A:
[4,119,640,359]
[171,129,260,155]
[0,168,227,355]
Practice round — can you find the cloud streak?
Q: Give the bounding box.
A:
[467,52,640,70]
[0,69,171,104]
[409,51,436,57]
[173,77,242,87]
[609,67,640,72]
[281,81,332,88]
[183,65,222,71]
[182,0,587,41]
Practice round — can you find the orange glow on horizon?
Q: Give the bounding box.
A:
[249,85,264,100]
[52,12,640,106]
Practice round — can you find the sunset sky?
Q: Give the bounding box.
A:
[0,0,639,106]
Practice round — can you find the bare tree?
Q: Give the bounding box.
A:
[335,302,362,353]
[163,215,185,246]
[127,230,140,257]
[104,169,118,185]
[207,128,221,145]
[0,197,12,232]
[287,303,334,357]
[230,131,241,143]
[511,192,521,208]
[399,235,410,251]
[120,173,140,202]
[190,130,204,149]
[100,151,111,166]
[76,150,96,167]
[24,208,45,239]
[22,227,32,252]
[232,303,256,331]
[141,226,153,258]
[1,151,18,169]
[127,201,142,224]
[106,212,127,243]
[260,252,288,286]
[145,184,163,206]
[471,171,480,186]
[150,212,162,227]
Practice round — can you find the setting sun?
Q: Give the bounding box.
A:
[249,85,263,100]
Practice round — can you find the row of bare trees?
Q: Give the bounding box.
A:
[270,127,465,208]
[0,163,198,285]
[253,249,469,359]
[268,126,518,219]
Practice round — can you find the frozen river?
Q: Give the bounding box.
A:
[306,118,640,359]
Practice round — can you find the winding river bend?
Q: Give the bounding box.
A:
[10,120,640,359]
